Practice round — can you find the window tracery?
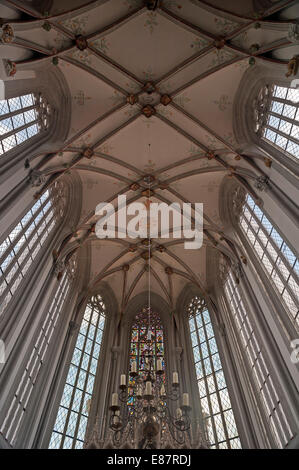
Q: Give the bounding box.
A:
[0,181,67,318]
[49,295,106,449]
[254,84,299,160]
[0,93,51,156]
[187,297,241,449]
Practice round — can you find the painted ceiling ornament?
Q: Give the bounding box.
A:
[288,22,299,44]
[82,146,94,159]
[160,94,172,106]
[142,104,156,118]
[129,244,137,252]
[123,264,130,272]
[130,182,140,191]
[254,175,269,192]
[143,81,156,94]
[75,35,88,51]
[141,188,154,197]
[165,266,173,275]
[240,255,247,265]
[42,21,52,32]
[141,250,152,260]
[264,157,272,168]
[157,245,166,253]
[52,56,59,66]
[249,43,260,54]
[4,59,16,77]
[0,24,14,43]
[206,151,215,160]
[214,38,226,50]
[28,170,46,187]
[286,56,299,78]
[143,174,155,185]
[158,181,168,189]
[127,94,138,105]
[145,0,159,10]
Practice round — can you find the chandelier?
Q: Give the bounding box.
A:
[108,321,193,449]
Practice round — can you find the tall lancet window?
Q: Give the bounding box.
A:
[49,295,106,449]
[0,93,51,155]
[187,297,241,449]
[0,257,77,446]
[239,194,298,330]
[224,271,294,448]
[128,308,165,407]
[255,85,299,160]
[0,182,66,318]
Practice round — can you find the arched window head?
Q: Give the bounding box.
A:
[128,307,165,407]
[238,194,299,331]
[0,92,51,156]
[254,84,299,160]
[224,271,294,448]
[0,181,67,317]
[0,255,77,446]
[187,296,241,449]
[49,294,106,449]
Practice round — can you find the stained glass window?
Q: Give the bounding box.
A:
[0,93,51,155]
[224,271,294,448]
[128,307,165,407]
[261,85,299,159]
[239,195,299,330]
[0,181,66,318]
[188,297,241,449]
[0,257,77,446]
[49,295,106,449]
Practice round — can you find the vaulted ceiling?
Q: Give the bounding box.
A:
[2,0,298,311]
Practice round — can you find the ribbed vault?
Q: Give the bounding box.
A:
[2,0,297,311]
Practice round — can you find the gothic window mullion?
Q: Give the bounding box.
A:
[195,324,218,447]
[202,320,232,449]
[0,93,51,155]
[0,193,51,266]
[70,304,101,449]
[224,273,295,447]
[49,295,106,449]
[188,298,241,449]
[240,196,299,328]
[264,124,298,146]
[0,208,56,306]
[60,313,92,448]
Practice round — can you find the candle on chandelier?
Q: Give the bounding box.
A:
[172,372,179,384]
[145,381,152,395]
[120,374,126,386]
[137,384,142,397]
[182,393,189,407]
[131,360,137,373]
[176,408,183,419]
[160,384,166,397]
[157,359,162,371]
[112,393,118,406]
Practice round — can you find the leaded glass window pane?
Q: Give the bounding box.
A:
[49,295,106,449]
[239,195,299,330]
[0,257,77,445]
[0,182,66,319]
[224,272,294,448]
[0,93,51,155]
[261,85,299,160]
[187,297,241,449]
